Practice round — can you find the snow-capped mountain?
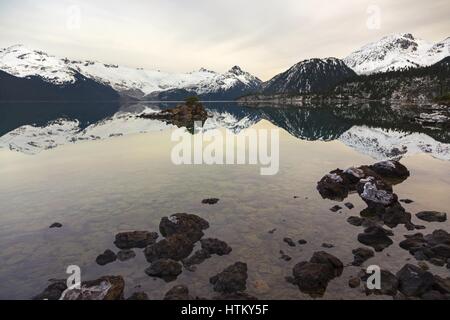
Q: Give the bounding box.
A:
[0,44,261,100]
[146,65,262,100]
[262,58,356,94]
[344,33,450,75]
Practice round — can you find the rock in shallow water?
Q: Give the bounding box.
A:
[127,291,149,300]
[114,231,158,249]
[159,213,209,243]
[144,234,195,262]
[357,225,394,252]
[202,198,219,205]
[200,238,232,255]
[283,237,296,247]
[352,247,374,266]
[210,262,248,293]
[49,222,62,228]
[33,280,67,300]
[164,285,193,300]
[145,259,182,282]
[96,249,117,266]
[416,211,447,223]
[288,251,343,296]
[396,264,434,297]
[117,249,136,262]
[61,275,125,300]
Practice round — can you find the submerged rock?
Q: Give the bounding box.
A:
[283,237,296,247]
[61,275,125,300]
[352,247,375,266]
[279,250,292,261]
[33,280,67,300]
[127,292,149,300]
[416,211,447,223]
[96,249,117,266]
[348,277,361,288]
[298,239,307,245]
[213,292,258,300]
[49,222,62,228]
[164,285,193,300]
[200,238,232,255]
[330,205,342,213]
[117,249,136,262]
[400,199,414,204]
[357,225,393,252]
[145,259,182,282]
[202,198,219,205]
[159,213,209,243]
[345,202,355,209]
[210,262,248,293]
[114,231,158,249]
[182,249,211,269]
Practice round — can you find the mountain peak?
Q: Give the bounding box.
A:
[228,65,244,74]
[344,33,449,75]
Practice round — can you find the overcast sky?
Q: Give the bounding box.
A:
[0,0,449,80]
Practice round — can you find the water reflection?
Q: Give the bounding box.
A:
[0,101,449,159]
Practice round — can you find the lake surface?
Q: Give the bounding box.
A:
[0,101,449,299]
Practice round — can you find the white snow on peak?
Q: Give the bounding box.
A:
[339,125,450,161]
[0,44,260,95]
[344,33,449,75]
[0,45,77,84]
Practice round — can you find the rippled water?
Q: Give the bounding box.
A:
[0,102,449,300]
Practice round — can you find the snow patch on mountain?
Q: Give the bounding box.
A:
[344,33,450,75]
[339,125,450,161]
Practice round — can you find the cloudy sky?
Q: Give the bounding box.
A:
[0,0,449,80]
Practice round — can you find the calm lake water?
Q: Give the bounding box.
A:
[0,101,449,299]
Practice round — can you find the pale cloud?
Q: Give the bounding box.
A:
[0,0,448,80]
